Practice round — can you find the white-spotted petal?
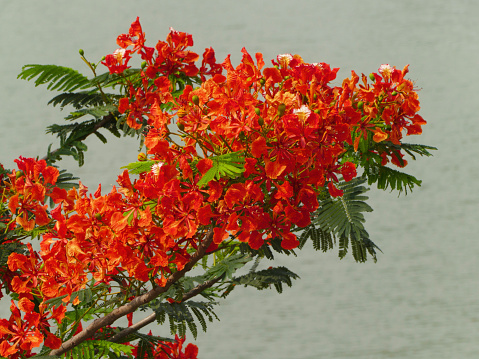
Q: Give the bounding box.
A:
[293,105,311,121]
[151,162,164,177]
[378,64,394,79]
[277,53,293,67]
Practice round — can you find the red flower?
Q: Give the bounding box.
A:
[102,49,132,74]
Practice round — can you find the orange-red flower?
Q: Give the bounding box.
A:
[0,301,43,357]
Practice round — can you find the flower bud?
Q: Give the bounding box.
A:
[258,117,264,127]
[259,78,266,86]
[255,108,261,116]
[277,103,286,117]
[178,122,185,132]
[177,109,187,118]
[141,61,147,69]
[357,101,364,110]
[391,91,398,96]
[369,73,375,82]
[15,170,23,179]
[192,95,200,106]
[95,213,102,220]
[79,49,85,56]
[137,153,147,162]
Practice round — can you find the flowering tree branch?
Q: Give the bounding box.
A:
[0,17,434,359]
[49,228,214,356]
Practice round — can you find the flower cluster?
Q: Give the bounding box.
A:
[0,157,201,356]
[4,157,59,232]
[0,298,64,358]
[105,18,426,250]
[347,64,426,166]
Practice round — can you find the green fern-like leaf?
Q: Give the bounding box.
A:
[204,253,252,280]
[93,130,108,144]
[360,141,436,194]
[190,301,219,335]
[54,169,79,190]
[189,306,208,333]
[147,300,219,339]
[364,165,422,194]
[45,118,113,166]
[314,178,372,237]
[350,232,368,262]
[338,235,349,259]
[48,92,109,109]
[64,340,132,359]
[196,152,245,188]
[227,266,300,295]
[310,178,380,262]
[65,105,117,120]
[90,69,142,89]
[298,227,334,252]
[398,143,437,160]
[18,64,92,92]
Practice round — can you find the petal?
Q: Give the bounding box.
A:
[373,127,388,142]
[18,297,35,313]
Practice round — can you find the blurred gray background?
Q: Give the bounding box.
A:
[1,1,478,358]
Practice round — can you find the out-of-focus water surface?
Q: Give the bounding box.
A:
[1,1,478,358]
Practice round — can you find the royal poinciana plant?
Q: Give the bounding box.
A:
[0,18,435,358]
